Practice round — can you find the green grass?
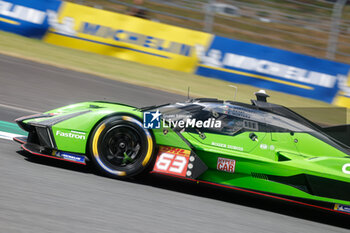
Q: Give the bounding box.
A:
[0,30,347,124]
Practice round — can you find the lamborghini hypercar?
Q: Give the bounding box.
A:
[14,91,350,214]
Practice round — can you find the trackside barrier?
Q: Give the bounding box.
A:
[43,2,212,73]
[196,36,350,106]
[0,0,62,38]
[0,0,350,107]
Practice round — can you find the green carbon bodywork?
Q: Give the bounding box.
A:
[23,101,350,206]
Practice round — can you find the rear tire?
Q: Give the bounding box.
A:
[89,115,155,179]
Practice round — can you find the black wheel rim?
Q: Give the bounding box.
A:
[100,124,143,168]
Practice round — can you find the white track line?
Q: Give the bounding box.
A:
[0,103,40,114]
[0,131,23,141]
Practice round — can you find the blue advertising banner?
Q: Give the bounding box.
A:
[0,0,62,38]
[196,36,350,104]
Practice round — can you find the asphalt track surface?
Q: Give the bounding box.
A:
[0,54,349,233]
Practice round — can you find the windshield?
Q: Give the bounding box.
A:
[153,102,313,134]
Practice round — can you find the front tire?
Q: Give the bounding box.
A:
[89,115,155,179]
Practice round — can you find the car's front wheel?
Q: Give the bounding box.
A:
[89,115,155,179]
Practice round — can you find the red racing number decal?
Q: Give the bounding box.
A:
[153,146,190,177]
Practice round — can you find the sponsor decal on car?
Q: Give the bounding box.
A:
[211,142,243,151]
[334,204,350,213]
[259,144,275,150]
[153,146,191,177]
[143,111,221,129]
[56,130,86,140]
[342,163,350,174]
[56,151,85,163]
[217,157,236,173]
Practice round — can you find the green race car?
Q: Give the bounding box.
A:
[14,92,350,215]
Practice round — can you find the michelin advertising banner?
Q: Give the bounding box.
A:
[196,36,350,106]
[1,1,350,107]
[43,2,212,73]
[0,0,62,38]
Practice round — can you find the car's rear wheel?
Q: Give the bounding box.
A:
[89,115,155,179]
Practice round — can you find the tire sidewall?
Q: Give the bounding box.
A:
[89,115,155,178]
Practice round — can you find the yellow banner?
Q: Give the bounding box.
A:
[44,2,212,73]
[333,95,350,108]
[333,73,350,108]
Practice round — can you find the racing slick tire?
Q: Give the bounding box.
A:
[89,115,155,179]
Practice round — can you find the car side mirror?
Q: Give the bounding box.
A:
[249,133,258,142]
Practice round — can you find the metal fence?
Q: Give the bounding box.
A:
[67,0,350,64]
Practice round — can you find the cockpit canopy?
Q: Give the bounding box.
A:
[156,100,314,135]
[144,98,349,154]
